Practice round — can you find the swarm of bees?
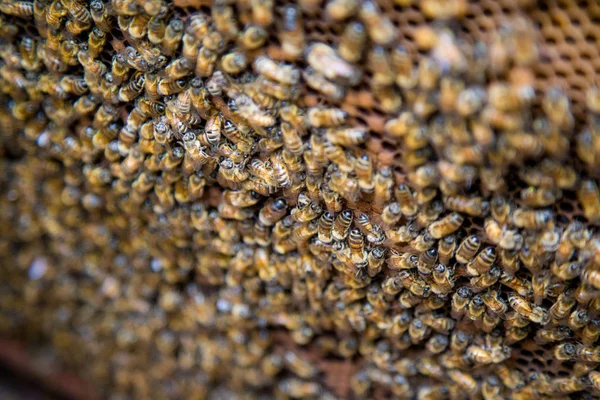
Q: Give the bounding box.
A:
[2,0,600,399]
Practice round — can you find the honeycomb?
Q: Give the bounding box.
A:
[1,0,600,399]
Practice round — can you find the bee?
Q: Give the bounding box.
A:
[388,251,417,271]
[408,317,430,344]
[253,56,300,86]
[591,371,600,391]
[511,208,553,230]
[158,18,184,56]
[495,364,524,390]
[550,376,589,394]
[381,202,401,227]
[508,294,548,324]
[447,370,478,397]
[466,345,492,365]
[427,213,463,239]
[451,286,471,319]
[331,209,353,241]
[201,113,222,147]
[417,385,450,400]
[380,275,402,296]
[409,164,439,190]
[307,107,347,128]
[467,294,486,321]
[482,290,507,315]
[277,379,321,398]
[358,0,396,46]
[283,351,317,379]
[466,247,496,276]
[354,213,385,245]
[484,219,523,251]
[350,154,374,193]
[366,247,385,277]
[220,52,247,75]
[569,309,589,331]
[535,326,572,344]
[390,184,417,219]
[435,235,455,266]
[280,5,305,60]
[334,21,368,65]
[303,67,346,101]
[233,94,276,127]
[582,319,600,346]
[117,71,145,103]
[369,167,393,213]
[238,25,268,50]
[582,264,600,290]
[417,248,438,275]
[0,0,34,17]
[249,0,274,27]
[578,179,600,223]
[505,327,529,345]
[551,261,581,281]
[498,274,531,300]
[306,42,361,86]
[325,127,367,150]
[470,266,501,293]
[520,187,562,208]
[549,289,576,323]
[430,264,454,296]
[347,228,367,263]
[443,195,489,217]
[194,48,218,78]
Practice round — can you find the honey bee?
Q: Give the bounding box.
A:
[359,0,396,46]
[417,385,450,400]
[498,277,530,304]
[220,52,247,75]
[535,326,572,344]
[330,209,352,241]
[447,370,478,397]
[252,56,300,86]
[117,72,145,103]
[0,0,33,17]
[388,251,417,271]
[280,5,305,60]
[581,319,600,346]
[443,195,489,217]
[306,42,361,86]
[495,364,524,390]
[352,213,384,245]
[548,289,576,323]
[508,294,547,324]
[380,202,401,228]
[233,94,276,127]
[578,179,600,223]
[451,286,471,319]
[238,25,268,50]
[484,219,523,251]
[568,308,589,331]
[303,67,345,101]
[520,187,562,208]
[467,294,486,321]
[427,213,463,239]
[550,375,589,394]
[551,261,581,281]
[481,290,507,315]
[365,247,384,277]
[416,248,437,275]
[277,378,321,398]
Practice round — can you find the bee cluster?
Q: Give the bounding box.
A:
[2,0,600,399]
